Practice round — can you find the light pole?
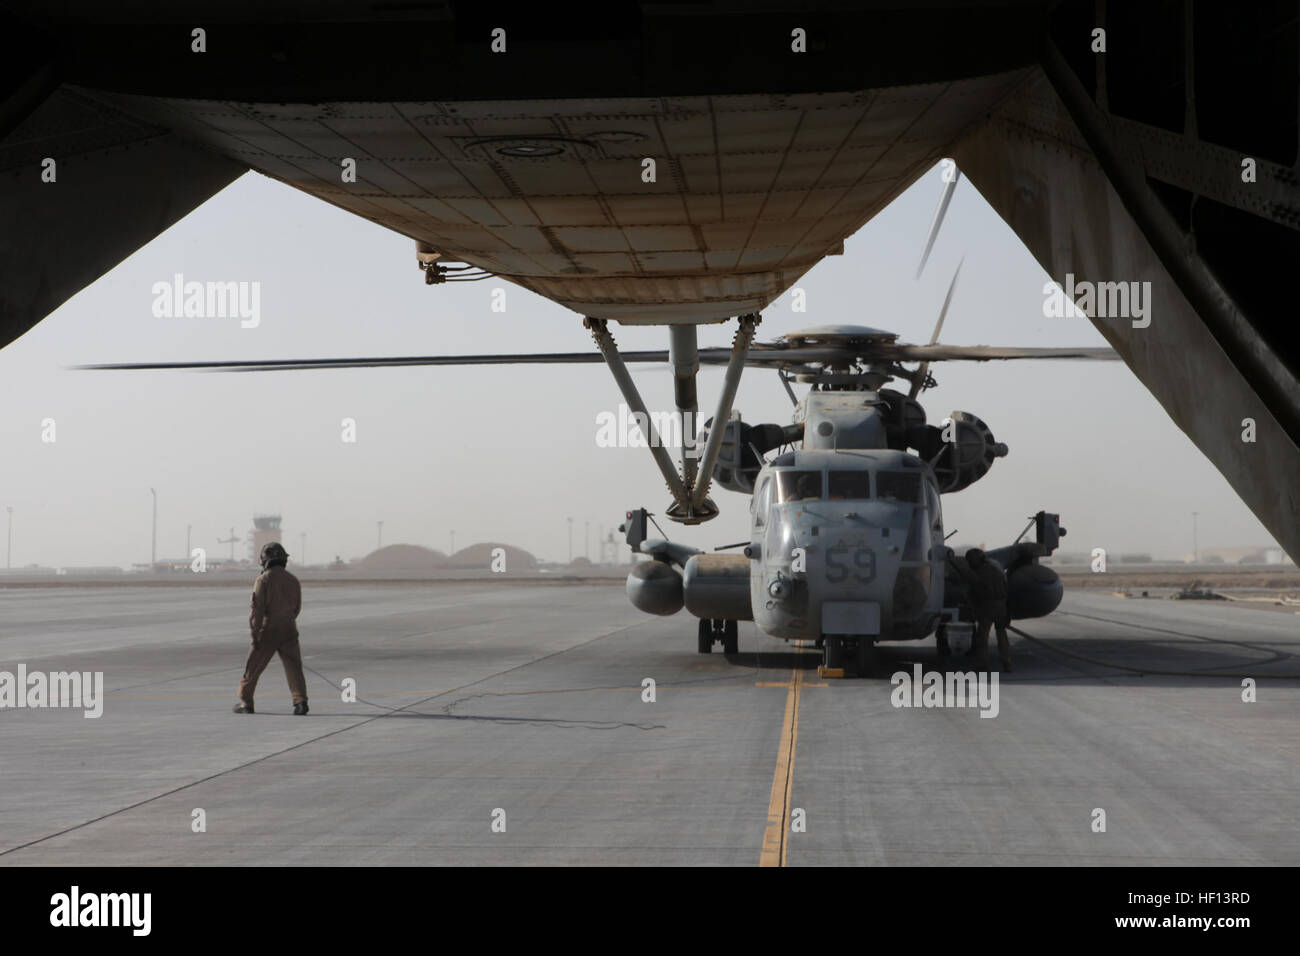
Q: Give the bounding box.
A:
[1192,511,1199,563]
[217,527,239,562]
[150,488,157,570]
[567,517,573,563]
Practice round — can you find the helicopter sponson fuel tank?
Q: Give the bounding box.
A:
[985,541,1067,620]
[626,554,754,621]
[625,560,685,617]
[1006,563,1065,619]
[681,554,753,621]
[943,542,1066,621]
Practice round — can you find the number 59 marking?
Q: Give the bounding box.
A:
[826,544,875,584]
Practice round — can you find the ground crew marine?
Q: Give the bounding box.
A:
[233,542,308,715]
[961,548,1013,672]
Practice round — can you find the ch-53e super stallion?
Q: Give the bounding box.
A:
[613,319,1089,676]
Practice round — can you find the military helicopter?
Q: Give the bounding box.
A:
[615,318,1102,674]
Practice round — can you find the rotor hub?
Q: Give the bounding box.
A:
[778,325,900,349]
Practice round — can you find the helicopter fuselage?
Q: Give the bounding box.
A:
[748,448,946,644]
[620,328,1068,672]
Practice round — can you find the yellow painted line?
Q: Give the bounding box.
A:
[759,665,803,867]
[111,677,835,701]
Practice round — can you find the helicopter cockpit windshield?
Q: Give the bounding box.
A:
[775,470,822,502]
[876,471,922,503]
[827,471,870,500]
[767,467,930,507]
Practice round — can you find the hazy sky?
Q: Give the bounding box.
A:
[0,164,1281,568]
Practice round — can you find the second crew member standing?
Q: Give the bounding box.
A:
[959,548,1013,672]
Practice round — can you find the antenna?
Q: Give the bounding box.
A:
[216,527,240,562]
[1012,516,1036,545]
[646,512,671,541]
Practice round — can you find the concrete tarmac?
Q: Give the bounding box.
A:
[1,583,1297,865]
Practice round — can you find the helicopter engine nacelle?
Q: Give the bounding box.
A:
[682,553,754,621]
[626,560,683,616]
[696,416,801,495]
[914,411,1008,493]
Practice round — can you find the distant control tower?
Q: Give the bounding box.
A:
[251,514,282,561]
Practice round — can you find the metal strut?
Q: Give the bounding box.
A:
[585,317,692,511]
[685,313,760,514]
[668,324,701,489]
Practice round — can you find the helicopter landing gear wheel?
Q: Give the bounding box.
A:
[697,618,712,654]
[722,619,739,655]
[823,636,845,670]
[855,637,876,677]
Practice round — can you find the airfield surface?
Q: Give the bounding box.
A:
[2,583,1297,865]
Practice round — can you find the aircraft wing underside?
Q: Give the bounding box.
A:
[6,74,1029,327]
[1,1,1296,560]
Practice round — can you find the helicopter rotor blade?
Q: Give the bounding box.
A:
[75,343,1120,374]
[74,351,671,372]
[908,258,963,398]
[916,163,960,280]
[881,345,1120,361]
[76,345,861,373]
[927,258,962,346]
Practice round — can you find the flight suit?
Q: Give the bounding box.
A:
[970,561,1011,669]
[237,564,307,708]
